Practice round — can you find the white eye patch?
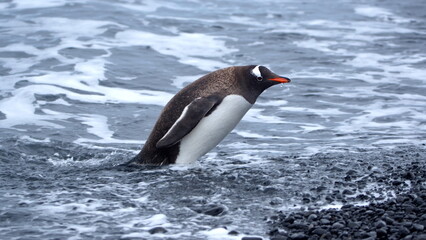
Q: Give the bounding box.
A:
[251,65,262,78]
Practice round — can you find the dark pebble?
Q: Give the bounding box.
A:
[415,234,426,240]
[241,237,262,240]
[228,230,239,235]
[347,220,360,229]
[403,221,413,228]
[392,180,404,186]
[203,206,225,216]
[288,223,308,230]
[384,216,396,225]
[312,227,327,236]
[270,237,288,240]
[307,214,318,221]
[356,231,371,239]
[331,222,345,229]
[399,226,411,237]
[341,204,354,209]
[289,233,308,240]
[267,151,426,240]
[375,220,387,228]
[319,218,330,225]
[342,189,354,195]
[148,227,167,234]
[376,228,388,238]
[413,223,424,231]
[284,216,295,224]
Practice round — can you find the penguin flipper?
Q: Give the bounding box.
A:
[156,95,221,149]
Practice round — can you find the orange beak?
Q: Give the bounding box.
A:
[268,77,291,83]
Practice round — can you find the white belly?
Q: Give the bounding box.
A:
[175,94,252,164]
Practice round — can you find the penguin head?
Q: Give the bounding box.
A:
[248,65,291,89]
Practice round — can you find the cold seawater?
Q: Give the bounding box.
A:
[0,0,426,239]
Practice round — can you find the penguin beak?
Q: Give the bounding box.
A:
[268,76,291,83]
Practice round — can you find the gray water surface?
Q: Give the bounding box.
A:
[1,0,425,239]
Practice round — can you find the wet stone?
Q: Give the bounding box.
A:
[289,233,308,240]
[342,189,354,195]
[311,227,327,236]
[241,237,262,240]
[203,206,225,216]
[284,216,295,224]
[375,220,387,229]
[384,216,396,225]
[402,221,413,228]
[399,226,411,237]
[347,221,360,229]
[341,204,354,210]
[331,222,345,229]
[148,227,167,234]
[307,214,318,221]
[415,234,426,240]
[267,147,426,240]
[288,223,308,230]
[376,228,388,238]
[319,219,330,225]
[270,237,288,240]
[413,223,424,231]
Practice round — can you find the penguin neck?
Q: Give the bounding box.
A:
[244,84,264,104]
[236,76,266,104]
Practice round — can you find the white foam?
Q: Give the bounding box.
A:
[36,198,105,214]
[115,30,237,71]
[374,138,426,146]
[269,21,342,38]
[248,41,264,46]
[19,135,51,143]
[47,152,115,167]
[243,108,284,124]
[348,52,392,68]
[343,51,426,84]
[223,141,255,149]
[355,6,410,23]
[256,100,288,107]
[299,123,326,132]
[355,6,392,18]
[0,78,172,130]
[0,86,66,129]
[280,106,346,116]
[0,39,173,129]
[319,203,344,210]
[172,75,203,89]
[294,39,347,54]
[140,214,169,227]
[336,100,426,134]
[234,130,279,139]
[115,0,188,13]
[0,17,121,74]
[43,98,71,106]
[200,228,241,240]
[74,114,142,144]
[7,0,82,9]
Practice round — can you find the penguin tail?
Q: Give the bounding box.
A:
[117,153,166,169]
[117,154,144,168]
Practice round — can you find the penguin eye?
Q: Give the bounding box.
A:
[251,65,263,82]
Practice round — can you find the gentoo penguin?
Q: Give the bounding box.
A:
[130,65,291,165]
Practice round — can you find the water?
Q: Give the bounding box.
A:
[1,0,425,239]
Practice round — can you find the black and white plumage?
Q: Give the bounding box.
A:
[130,65,291,165]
